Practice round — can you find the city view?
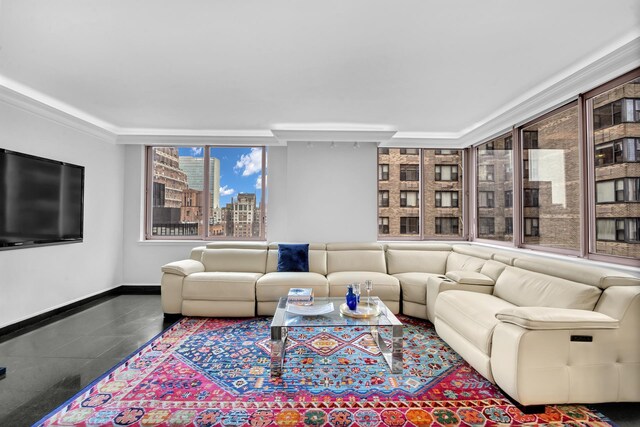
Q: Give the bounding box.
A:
[150,146,265,238]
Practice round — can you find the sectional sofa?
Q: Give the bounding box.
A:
[161,241,640,406]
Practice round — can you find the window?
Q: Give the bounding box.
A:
[435,217,459,235]
[595,138,639,166]
[593,98,640,130]
[596,218,640,242]
[597,178,640,203]
[378,190,389,207]
[435,165,458,181]
[524,217,540,237]
[378,217,389,234]
[521,104,579,251]
[505,217,513,234]
[400,191,419,207]
[147,146,265,240]
[378,148,463,239]
[478,191,495,208]
[504,190,513,208]
[435,191,459,208]
[478,218,495,235]
[400,217,419,234]
[524,188,539,207]
[504,136,513,151]
[379,148,389,154]
[400,164,419,181]
[478,165,494,181]
[378,164,389,180]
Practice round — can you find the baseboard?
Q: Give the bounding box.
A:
[0,285,160,340]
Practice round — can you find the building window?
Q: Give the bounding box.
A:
[400,191,419,207]
[435,191,458,208]
[147,146,265,240]
[378,190,389,207]
[400,148,419,155]
[478,164,495,182]
[524,188,539,207]
[378,164,389,180]
[400,217,419,234]
[435,217,459,235]
[597,178,640,203]
[593,98,640,131]
[594,138,639,166]
[478,218,495,235]
[505,217,513,234]
[596,218,640,243]
[378,217,389,234]
[523,130,539,149]
[504,136,513,151]
[435,165,458,181]
[435,149,456,155]
[524,217,540,237]
[478,191,495,208]
[504,190,513,208]
[379,148,389,154]
[400,164,419,181]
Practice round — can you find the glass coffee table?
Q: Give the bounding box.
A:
[270,296,403,376]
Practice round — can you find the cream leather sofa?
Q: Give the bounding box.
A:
[433,256,640,406]
[160,241,640,406]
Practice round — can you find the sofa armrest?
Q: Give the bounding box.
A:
[496,307,619,330]
[445,270,495,285]
[161,259,205,276]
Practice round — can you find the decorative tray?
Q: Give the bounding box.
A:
[339,302,381,318]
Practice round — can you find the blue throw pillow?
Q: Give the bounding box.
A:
[277,243,309,272]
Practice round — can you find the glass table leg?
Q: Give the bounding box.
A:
[371,324,403,374]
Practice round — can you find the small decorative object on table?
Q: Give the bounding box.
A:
[287,288,314,306]
[345,284,358,310]
[365,279,373,305]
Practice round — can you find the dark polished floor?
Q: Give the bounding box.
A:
[0,294,638,426]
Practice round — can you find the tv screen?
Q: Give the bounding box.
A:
[0,149,84,249]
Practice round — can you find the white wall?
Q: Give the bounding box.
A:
[0,103,125,329]
[121,142,378,285]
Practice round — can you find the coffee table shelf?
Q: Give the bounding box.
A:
[269,296,403,376]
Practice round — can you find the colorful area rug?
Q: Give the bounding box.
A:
[37,317,613,426]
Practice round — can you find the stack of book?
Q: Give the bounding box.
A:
[287,288,314,306]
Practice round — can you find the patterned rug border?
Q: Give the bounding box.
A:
[34,316,618,427]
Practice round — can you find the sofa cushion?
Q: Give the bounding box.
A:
[494,266,602,310]
[480,260,507,281]
[202,248,267,273]
[183,272,261,301]
[446,270,495,285]
[446,252,485,272]
[435,291,516,355]
[393,272,442,303]
[496,307,619,330]
[256,272,329,301]
[327,271,400,301]
[266,243,327,275]
[162,259,205,276]
[277,243,309,272]
[386,249,449,275]
[327,246,387,274]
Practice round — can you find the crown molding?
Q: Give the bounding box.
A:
[271,128,397,144]
[0,81,117,144]
[116,130,280,146]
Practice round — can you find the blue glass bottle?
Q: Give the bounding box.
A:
[346,285,358,310]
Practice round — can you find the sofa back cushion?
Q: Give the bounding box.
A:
[266,243,327,275]
[446,252,485,272]
[386,249,449,274]
[326,243,386,273]
[494,266,602,310]
[202,248,267,273]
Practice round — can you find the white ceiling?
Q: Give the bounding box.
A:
[0,0,639,145]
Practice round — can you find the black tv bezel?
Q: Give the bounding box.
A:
[0,148,85,251]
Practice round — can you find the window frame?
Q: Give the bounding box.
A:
[145,145,267,241]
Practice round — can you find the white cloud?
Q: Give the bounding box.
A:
[219,185,235,196]
[234,148,262,176]
[191,147,204,157]
[255,176,262,189]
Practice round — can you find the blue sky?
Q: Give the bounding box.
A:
[178,147,263,207]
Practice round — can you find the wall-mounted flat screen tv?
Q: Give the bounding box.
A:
[0,149,84,250]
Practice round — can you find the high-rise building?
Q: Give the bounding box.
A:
[178,156,221,209]
[152,147,189,209]
[224,193,259,238]
[592,77,640,258]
